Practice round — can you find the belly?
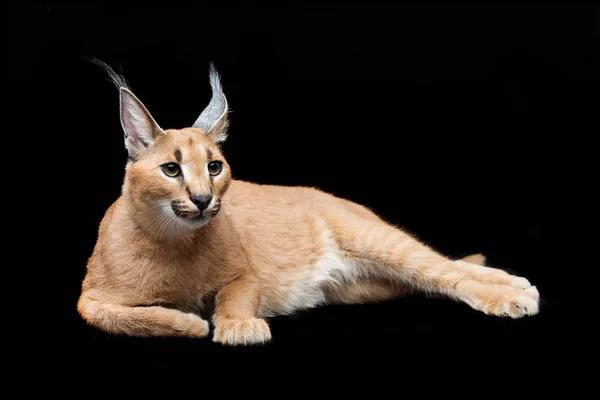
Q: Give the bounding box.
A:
[256,235,363,317]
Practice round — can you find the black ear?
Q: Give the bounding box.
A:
[119,88,165,158]
[192,63,229,143]
[88,58,165,159]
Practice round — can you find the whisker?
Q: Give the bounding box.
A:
[166,214,184,242]
[155,211,175,243]
[148,209,171,236]
[169,215,182,239]
[147,208,168,228]
[162,214,179,242]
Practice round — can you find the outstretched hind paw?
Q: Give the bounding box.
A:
[476,285,540,319]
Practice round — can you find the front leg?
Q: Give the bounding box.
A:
[212,274,271,346]
[78,289,210,338]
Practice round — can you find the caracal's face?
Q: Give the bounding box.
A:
[126,128,231,233]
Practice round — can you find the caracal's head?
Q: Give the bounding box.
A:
[101,62,232,235]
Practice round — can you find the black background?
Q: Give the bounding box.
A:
[10,4,596,379]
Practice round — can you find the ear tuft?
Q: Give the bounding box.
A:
[86,57,130,91]
[193,63,229,143]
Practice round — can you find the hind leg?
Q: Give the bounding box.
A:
[327,209,540,318]
[326,279,412,305]
[453,254,532,290]
[326,254,491,305]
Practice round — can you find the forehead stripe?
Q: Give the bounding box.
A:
[174,149,182,162]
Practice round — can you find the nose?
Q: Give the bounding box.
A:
[189,194,212,211]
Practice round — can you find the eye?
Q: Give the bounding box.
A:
[161,162,181,177]
[207,161,223,176]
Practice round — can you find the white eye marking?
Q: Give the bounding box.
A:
[180,164,192,181]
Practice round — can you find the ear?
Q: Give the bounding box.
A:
[192,63,229,143]
[120,88,165,159]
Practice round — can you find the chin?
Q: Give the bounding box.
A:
[178,215,213,229]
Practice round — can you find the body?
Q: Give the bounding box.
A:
[82,179,407,317]
[78,63,540,345]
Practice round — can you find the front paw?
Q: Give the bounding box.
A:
[212,317,272,346]
[179,313,210,338]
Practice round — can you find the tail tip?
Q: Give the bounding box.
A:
[461,253,486,265]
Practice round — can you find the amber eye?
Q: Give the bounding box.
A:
[207,161,223,176]
[162,163,181,177]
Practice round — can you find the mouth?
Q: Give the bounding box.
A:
[171,209,204,220]
[203,207,220,218]
[171,209,210,229]
[172,205,220,221]
[173,210,202,219]
[169,199,221,226]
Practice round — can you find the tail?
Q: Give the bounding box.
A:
[459,253,486,265]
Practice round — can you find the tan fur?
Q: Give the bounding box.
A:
[78,94,540,346]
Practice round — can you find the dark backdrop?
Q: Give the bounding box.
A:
[10,4,596,377]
